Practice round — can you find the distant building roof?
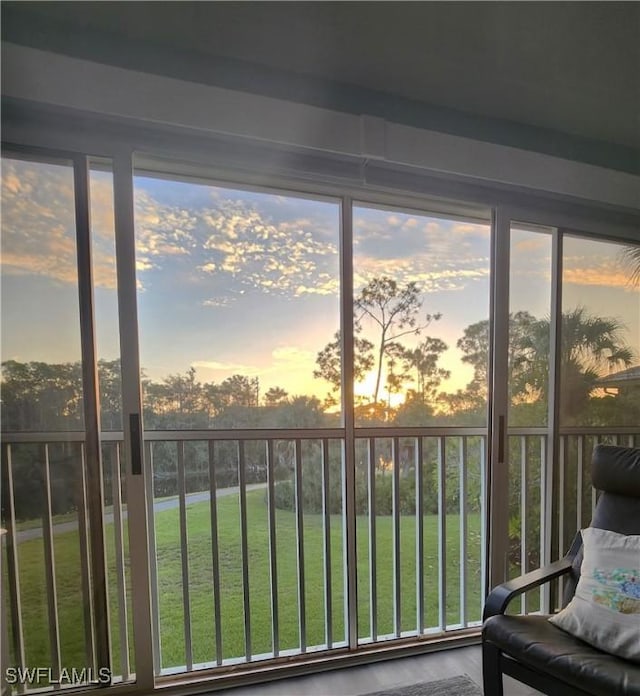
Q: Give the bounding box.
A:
[597,365,640,389]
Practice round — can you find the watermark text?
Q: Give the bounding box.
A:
[5,667,111,686]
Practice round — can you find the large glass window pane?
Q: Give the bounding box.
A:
[352,204,491,426]
[560,235,640,428]
[2,157,83,432]
[133,173,341,430]
[508,226,553,427]
[556,234,640,557]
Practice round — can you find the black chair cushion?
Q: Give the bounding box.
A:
[483,614,640,696]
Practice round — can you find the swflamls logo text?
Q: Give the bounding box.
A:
[5,667,112,685]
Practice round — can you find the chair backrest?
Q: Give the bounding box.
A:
[563,444,640,605]
[590,444,640,533]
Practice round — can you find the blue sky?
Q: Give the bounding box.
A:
[2,157,638,406]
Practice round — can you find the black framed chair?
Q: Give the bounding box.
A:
[482,444,640,696]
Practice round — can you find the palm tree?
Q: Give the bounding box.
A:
[622,244,640,286]
[515,307,634,422]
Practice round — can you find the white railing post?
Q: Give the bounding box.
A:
[144,441,161,675]
[520,436,528,615]
[111,442,130,680]
[321,439,333,649]
[392,438,401,638]
[265,440,279,657]
[415,437,424,635]
[238,441,252,660]
[177,441,193,670]
[459,437,468,627]
[437,436,447,631]
[367,438,377,642]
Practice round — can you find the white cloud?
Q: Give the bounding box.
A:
[355,253,489,293]
[134,190,197,271]
[129,187,342,299]
[451,223,490,236]
[198,201,339,295]
[564,264,639,291]
[202,296,235,308]
[1,159,118,289]
[272,346,314,363]
[191,359,259,374]
[514,236,550,253]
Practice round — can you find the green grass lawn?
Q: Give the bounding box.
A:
[8,490,482,676]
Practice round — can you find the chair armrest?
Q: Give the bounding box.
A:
[483,533,583,620]
[482,558,573,620]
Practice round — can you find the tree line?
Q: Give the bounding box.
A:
[2,276,637,432]
[2,275,637,525]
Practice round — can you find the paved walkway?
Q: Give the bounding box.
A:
[14,483,266,542]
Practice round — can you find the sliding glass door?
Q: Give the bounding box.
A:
[1,153,124,690]
[125,158,494,676]
[491,214,640,612]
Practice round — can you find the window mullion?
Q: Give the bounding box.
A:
[340,195,358,648]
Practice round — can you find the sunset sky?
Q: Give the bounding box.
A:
[2,156,638,407]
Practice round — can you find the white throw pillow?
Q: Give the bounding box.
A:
[549,527,640,662]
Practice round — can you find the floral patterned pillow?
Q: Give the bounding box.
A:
[549,527,640,662]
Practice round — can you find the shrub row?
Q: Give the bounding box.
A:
[272,471,476,516]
